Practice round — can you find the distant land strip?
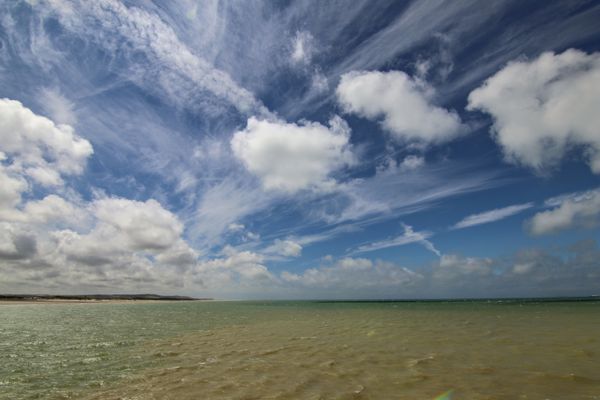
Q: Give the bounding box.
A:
[0,294,210,301]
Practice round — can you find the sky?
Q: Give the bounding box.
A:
[1,0,600,299]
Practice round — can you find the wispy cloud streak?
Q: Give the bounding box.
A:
[452,203,533,230]
[351,223,441,257]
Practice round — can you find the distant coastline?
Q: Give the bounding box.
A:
[1,295,598,304]
[0,294,211,304]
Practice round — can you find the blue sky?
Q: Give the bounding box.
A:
[1,0,599,299]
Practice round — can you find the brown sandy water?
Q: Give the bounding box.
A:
[2,301,600,399]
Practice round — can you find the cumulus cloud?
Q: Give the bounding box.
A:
[280,240,600,299]
[500,240,600,296]
[529,188,600,235]
[0,99,206,291]
[52,197,194,268]
[0,163,28,218]
[193,247,276,293]
[452,202,533,230]
[0,195,201,291]
[336,70,463,144]
[352,223,441,257]
[231,116,355,193]
[281,257,422,292]
[264,239,302,258]
[0,99,93,225]
[0,98,93,187]
[467,49,600,174]
[433,254,492,282]
[92,198,184,251]
[0,223,37,261]
[512,262,534,275]
[23,194,87,226]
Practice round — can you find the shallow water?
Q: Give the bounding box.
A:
[1,301,600,399]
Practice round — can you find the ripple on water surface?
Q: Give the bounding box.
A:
[1,301,600,399]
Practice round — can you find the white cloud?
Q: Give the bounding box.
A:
[193,247,275,292]
[399,155,425,170]
[228,223,245,232]
[264,239,302,258]
[0,222,37,261]
[192,178,274,246]
[467,49,600,174]
[244,231,260,242]
[0,96,208,292]
[279,240,600,299]
[226,222,260,243]
[281,257,422,290]
[543,191,592,208]
[432,254,493,284]
[336,70,463,144]
[231,116,355,193]
[352,223,441,257]
[47,197,193,271]
[23,194,86,226]
[0,98,93,223]
[154,239,198,270]
[92,197,184,251]
[512,262,533,275]
[328,159,499,224]
[529,189,600,235]
[44,0,269,117]
[0,98,93,187]
[0,194,202,293]
[279,254,494,298]
[0,163,28,218]
[286,225,362,249]
[290,31,315,65]
[39,87,77,126]
[452,202,533,230]
[310,71,329,93]
[414,33,455,82]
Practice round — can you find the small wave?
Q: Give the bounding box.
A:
[152,351,182,358]
[258,346,288,356]
[290,336,317,341]
[406,354,436,368]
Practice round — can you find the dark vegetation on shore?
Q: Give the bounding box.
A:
[0,294,209,301]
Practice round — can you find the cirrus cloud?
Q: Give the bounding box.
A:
[452,202,534,230]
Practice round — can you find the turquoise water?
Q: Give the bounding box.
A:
[0,302,239,399]
[2,301,600,399]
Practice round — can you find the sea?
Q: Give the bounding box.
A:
[1,299,599,399]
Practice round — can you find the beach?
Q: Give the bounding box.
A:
[2,300,600,399]
[0,300,201,305]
